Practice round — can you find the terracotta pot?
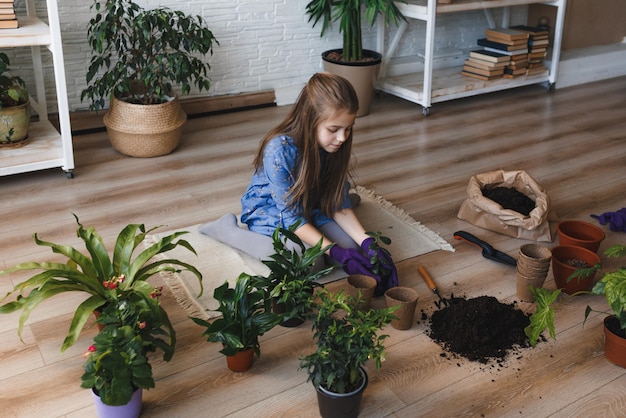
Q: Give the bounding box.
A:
[384,286,419,330]
[604,316,626,368]
[226,348,254,372]
[551,245,601,294]
[315,367,368,418]
[322,49,382,117]
[92,387,142,418]
[347,274,377,310]
[557,220,605,253]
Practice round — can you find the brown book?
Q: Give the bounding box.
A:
[466,57,508,69]
[526,66,548,76]
[486,36,528,47]
[0,19,18,28]
[462,65,504,77]
[0,4,14,8]
[461,70,502,81]
[485,28,529,41]
[468,49,510,63]
[0,13,15,19]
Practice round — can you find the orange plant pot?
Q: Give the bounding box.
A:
[557,220,605,253]
[226,348,254,372]
[551,245,601,294]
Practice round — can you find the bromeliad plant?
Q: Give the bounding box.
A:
[261,223,334,324]
[306,0,406,63]
[0,214,203,354]
[299,288,397,394]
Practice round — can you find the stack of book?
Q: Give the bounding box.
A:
[510,25,550,76]
[0,0,17,29]
[461,50,509,81]
[477,28,530,78]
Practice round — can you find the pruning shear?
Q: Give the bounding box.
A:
[453,230,517,267]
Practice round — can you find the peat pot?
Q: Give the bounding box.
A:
[103,95,187,158]
[322,49,382,117]
[551,245,601,294]
[604,316,626,368]
[315,367,368,418]
[557,220,605,253]
[92,388,142,418]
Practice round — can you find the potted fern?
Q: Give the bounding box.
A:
[81,0,218,157]
[0,214,203,354]
[525,244,626,367]
[0,52,30,146]
[299,289,397,417]
[306,0,405,116]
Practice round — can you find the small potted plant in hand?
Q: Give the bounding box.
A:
[0,214,202,354]
[0,52,30,146]
[299,289,397,417]
[192,273,281,372]
[361,231,398,296]
[261,223,334,327]
[81,287,171,416]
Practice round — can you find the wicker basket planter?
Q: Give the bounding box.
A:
[103,96,187,158]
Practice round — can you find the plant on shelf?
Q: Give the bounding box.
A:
[260,223,334,326]
[81,0,219,157]
[525,244,626,366]
[0,214,203,354]
[192,273,281,372]
[0,52,30,145]
[299,288,397,416]
[81,292,165,408]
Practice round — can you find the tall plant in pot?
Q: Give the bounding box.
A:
[0,52,30,147]
[299,289,397,417]
[81,0,218,157]
[306,0,405,116]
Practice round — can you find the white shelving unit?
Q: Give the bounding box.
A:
[0,0,74,177]
[376,0,567,115]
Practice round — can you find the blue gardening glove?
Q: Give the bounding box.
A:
[361,237,399,296]
[591,208,626,232]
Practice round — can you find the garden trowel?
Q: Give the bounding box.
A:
[453,230,517,267]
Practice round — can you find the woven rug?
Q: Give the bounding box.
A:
[146,186,454,320]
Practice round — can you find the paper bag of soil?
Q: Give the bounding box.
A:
[457,170,555,242]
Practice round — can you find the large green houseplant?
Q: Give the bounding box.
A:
[192,273,281,372]
[525,244,626,367]
[261,223,334,327]
[0,214,203,355]
[299,289,397,416]
[81,0,219,157]
[0,52,30,146]
[306,0,406,116]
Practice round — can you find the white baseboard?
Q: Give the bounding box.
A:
[554,42,626,89]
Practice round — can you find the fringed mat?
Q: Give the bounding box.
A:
[146,186,454,320]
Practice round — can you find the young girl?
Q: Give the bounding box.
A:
[200,72,397,294]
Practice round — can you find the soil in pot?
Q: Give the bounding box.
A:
[428,295,531,364]
[481,186,535,216]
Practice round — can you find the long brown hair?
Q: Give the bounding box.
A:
[253,72,359,220]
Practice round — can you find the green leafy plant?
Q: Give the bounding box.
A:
[0,214,203,354]
[81,0,218,110]
[81,297,160,406]
[261,223,334,323]
[524,244,626,346]
[363,230,393,278]
[0,52,29,109]
[299,289,397,394]
[192,273,280,357]
[306,0,406,63]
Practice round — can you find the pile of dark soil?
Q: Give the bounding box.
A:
[481,186,535,217]
[428,296,531,364]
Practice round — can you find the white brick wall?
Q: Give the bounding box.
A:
[9,0,528,112]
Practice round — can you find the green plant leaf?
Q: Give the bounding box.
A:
[524,287,561,347]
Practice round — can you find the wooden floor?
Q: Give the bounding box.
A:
[1,76,625,417]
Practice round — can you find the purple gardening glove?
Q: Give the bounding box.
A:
[361,237,399,296]
[329,245,371,268]
[591,208,626,232]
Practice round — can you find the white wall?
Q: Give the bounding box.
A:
[10,0,528,112]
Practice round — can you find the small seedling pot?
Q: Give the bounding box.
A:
[551,245,601,294]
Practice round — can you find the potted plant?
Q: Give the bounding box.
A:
[0,52,30,147]
[81,290,170,415]
[192,273,281,372]
[306,0,406,116]
[0,214,203,354]
[261,224,334,327]
[362,231,398,296]
[525,244,626,368]
[299,288,397,417]
[81,0,218,157]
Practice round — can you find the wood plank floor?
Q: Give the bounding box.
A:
[1,76,625,417]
